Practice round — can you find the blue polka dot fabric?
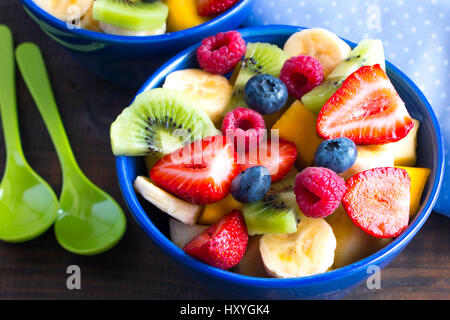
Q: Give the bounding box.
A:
[245,0,449,216]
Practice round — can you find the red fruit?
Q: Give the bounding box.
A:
[239,138,297,182]
[280,55,324,99]
[183,210,248,270]
[150,135,241,204]
[197,0,239,17]
[317,64,414,145]
[222,107,266,151]
[294,167,346,218]
[197,31,246,75]
[342,167,410,238]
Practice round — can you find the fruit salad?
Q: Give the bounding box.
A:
[111,28,431,278]
[34,0,240,36]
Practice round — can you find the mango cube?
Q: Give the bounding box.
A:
[397,166,431,217]
[164,0,209,32]
[272,100,322,169]
[198,194,243,225]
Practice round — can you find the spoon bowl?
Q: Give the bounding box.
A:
[55,172,126,255]
[0,152,57,242]
[0,25,58,242]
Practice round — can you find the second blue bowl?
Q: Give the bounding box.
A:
[116,25,444,299]
[20,0,255,87]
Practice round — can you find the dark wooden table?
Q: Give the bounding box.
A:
[0,1,449,300]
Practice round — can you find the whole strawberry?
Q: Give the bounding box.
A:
[198,0,239,17]
[183,210,248,269]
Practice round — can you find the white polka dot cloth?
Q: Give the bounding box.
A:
[245,0,449,216]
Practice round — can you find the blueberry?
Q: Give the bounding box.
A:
[314,138,357,174]
[230,166,271,203]
[244,74,288,115]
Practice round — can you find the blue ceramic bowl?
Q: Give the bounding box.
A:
[20,0,255,87]
[116,25,444,299]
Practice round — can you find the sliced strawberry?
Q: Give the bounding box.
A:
[317,64,414,145]
[197,0,239,17]
[150,135,240,205]
[239,138,297,182]
[183,210,248,270]
[342,167,411,238]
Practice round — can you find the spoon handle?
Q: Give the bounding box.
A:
[0,25,24,157]
[15,42,80,175]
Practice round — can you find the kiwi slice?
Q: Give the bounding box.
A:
[226,42,288,114]
[242,179,299,235]
[110,88,217,157]
[300,78,340,113]
[93,0,168,31]
[328,39,386,78]
[301,39,385,113]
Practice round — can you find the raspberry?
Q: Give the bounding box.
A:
[294,167,346,218]
[197,31,246,75]
[222,107,265,151]
[280,55,324,100]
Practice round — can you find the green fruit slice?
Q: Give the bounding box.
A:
[242,178,299,235]
[301,39,385,113]
[110,88,217,157]
[93,0,168,31]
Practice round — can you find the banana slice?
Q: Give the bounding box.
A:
[99,22,166,36]
[283,28,351,77]
[163,69,232,126]
[260,216,336,278]
[134,176,203,225]
[169,218,208,248]
[35,0,94,22]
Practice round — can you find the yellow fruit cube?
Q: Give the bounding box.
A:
[340,144,394,180]
[389,119,420,166]
[164,0,210,32]
[397,166,431,217]
[272,100,323,169]
[198,195,243,225]
[326,206,392,269]
[263,103,290,129]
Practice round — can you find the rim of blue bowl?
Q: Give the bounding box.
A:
[20,0,254,44]
[117,25,444,288]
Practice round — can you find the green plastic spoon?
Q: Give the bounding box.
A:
[0,26,58,242]
[15,42,126,255]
